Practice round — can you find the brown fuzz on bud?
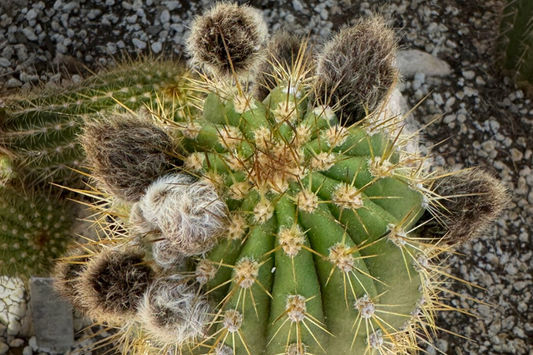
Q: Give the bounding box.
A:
[78,248,154,323]
[80,113,179,202]
[138,275,210,346]
[53,246,94,312]
[425,169,508,244]
[315,17,398,124]
[254,30,311,101]
[186,2,268,77]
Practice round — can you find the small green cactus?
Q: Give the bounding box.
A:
[0,58,191,185]
[0,184,72,278]
[499,0,533,93]
[51,3,506,355]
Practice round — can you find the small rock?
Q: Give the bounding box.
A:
[513,281,527,291]
[87,9,102,20]
[513,326,525,338]
[23,346,33,355]
[462,70,475,80]
[26,9,38,21]
[56,43,68,54]
[443,114,456,124]
[481,140,496,153]
[293,0,304,11]
[396,49,451,78]
[160,9,170,23]
[9,338,24,347]
[22,27,38,41]
[151,41,162,53]
[463,86,478,97]
[477,304,491,318]
[0,343,8,355]
[132,38,146,50]
[433,93,444,106]
[164,0,179,10]
[6,78,23,88]
[0,58,11,68]
[29,337,38,351]
[510,148,523,161]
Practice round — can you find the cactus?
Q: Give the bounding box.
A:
[499,0,533,93]
[51,3,506,355]
[0,184,72,278]
[0,58,192,186]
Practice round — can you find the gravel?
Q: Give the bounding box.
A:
[1,0,532,354]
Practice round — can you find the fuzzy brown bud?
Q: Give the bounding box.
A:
[187,2,268,76]
[80,113,179,202]
[315,17,398,124]
[423,169,508,244]
[78,248,154,323]
[254,31,311,101]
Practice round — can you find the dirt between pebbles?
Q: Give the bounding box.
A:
[0,0,532,354]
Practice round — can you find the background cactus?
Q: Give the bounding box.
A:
[51,3,506,355]
[0,184,72,278]
[0,58,193,278]
[499,0,533,94]
[0,58,192,186]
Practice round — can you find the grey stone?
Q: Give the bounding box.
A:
[151,41,162,53]
[6,78,23,88]
[462,70,475,80]
[25,8,38,21]
[293,0,303,12]
[29,277,73,353]
[22,27,37,41]
[396,49,451,78]
[0,58,11,68]
[160,9,170,23]
[164,0,179,11]
[132,38,146,50]
[9,338,24,347]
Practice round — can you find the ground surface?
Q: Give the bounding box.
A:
[0,0,532,354]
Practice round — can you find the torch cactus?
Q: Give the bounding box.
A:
[0,58,192,186]
[53,3,506,355]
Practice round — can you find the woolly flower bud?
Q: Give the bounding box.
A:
[152,239,187,270]
[78,248,154,323]
[130,173,229,256]
[187,2,268,77]
[138,275,210,346]
[53,246,94,312]
[315,17,398,124]
[425,169,507,244]
[254,30,311,101]
[80,113,178,202]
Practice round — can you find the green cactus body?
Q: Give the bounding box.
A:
[0,59,190,184]
[0,185,72,277]
[50,5,504,355]
[165,80,428,355]
[500,0,533,92]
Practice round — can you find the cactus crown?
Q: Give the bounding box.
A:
[51,3,506,355]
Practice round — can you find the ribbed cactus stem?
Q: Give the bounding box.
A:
[0,59,190,184]
[499,0,533,92]
[0,185,72,277]
[50,4,506,355]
